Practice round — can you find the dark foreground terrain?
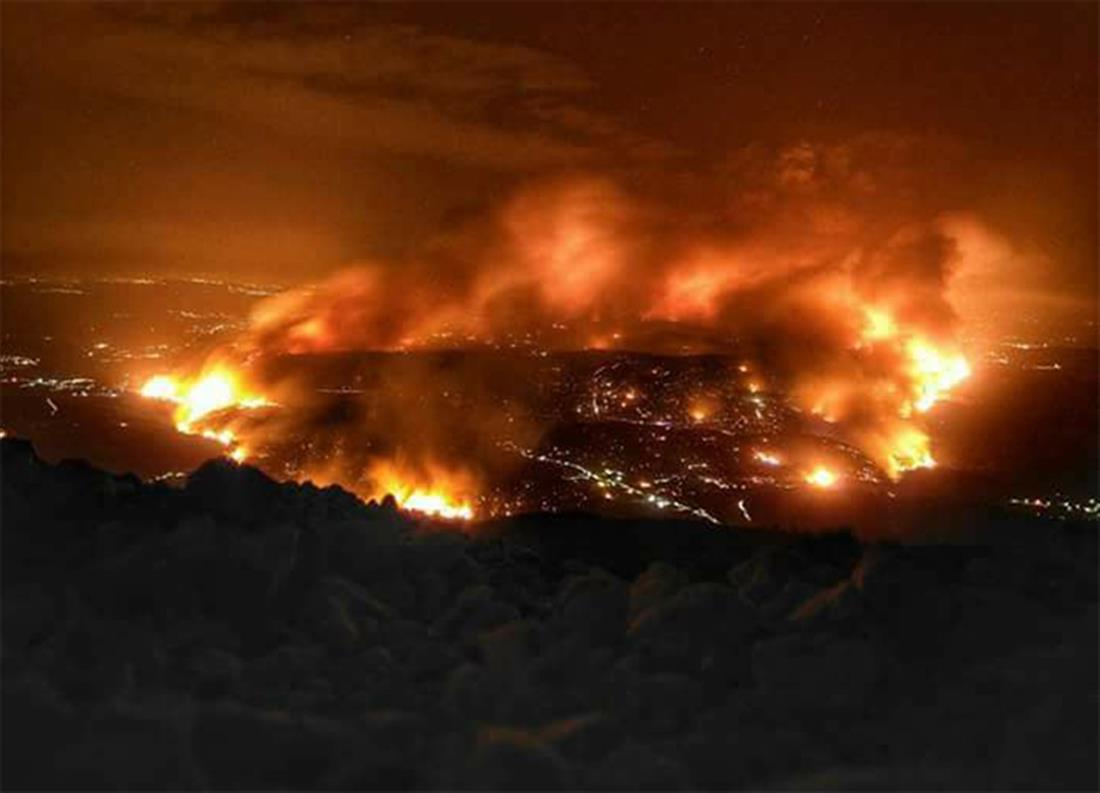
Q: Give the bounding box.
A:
[2,438,1096,790]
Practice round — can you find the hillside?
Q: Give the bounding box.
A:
[2,438,1096,789]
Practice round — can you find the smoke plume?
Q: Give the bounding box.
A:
[147,135,991,513]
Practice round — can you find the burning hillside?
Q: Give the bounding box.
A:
[3,4,1096,790]
[140,368,273,463]
[133,142,989,525]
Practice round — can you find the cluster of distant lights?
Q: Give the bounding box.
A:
[578,360,788,439]
[1,274,282,300]
[1,374,118,400]
[501,422,856,528]
[982,339,1073,371]
[1008,495,1099,519]
[513,444,722,524]
[1,282,1091,526]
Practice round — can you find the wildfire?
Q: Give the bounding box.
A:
[847,304,972,475]
[139,368,270,460]
[905,338,971,414]
[140,375,179,401]
[753,450,783,466]
[370,463,475,521]
[106,161,1001,534]
[886,425,936,474]
[140,369,269,428]
[688,397,716,423]
[395,491,474,521]
[858,305,971,416]
[140,365,476,519]
[861,306,898,342]
[804,466,839,488]
[649,261,735,321]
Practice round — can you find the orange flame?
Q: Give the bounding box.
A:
[904,338,971,414]
[369,462,475,521]
[857,305,971,416]
[861,306,898,342]
[804,466,839,488]
[842,304,971,476]
[886,425,936,474]
[139,367,269,461]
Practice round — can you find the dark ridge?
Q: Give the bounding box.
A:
[2,438,1096,790]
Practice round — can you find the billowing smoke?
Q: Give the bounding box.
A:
[143,135,991,516]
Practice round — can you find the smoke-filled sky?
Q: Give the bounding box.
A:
[2,2,1096,312]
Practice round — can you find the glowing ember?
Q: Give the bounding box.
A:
[688,399,714,422]
[397,491,474,521]
[753,450,783,466]
[139,375,178,401]
[804,466,839,488]
[200,428,236,446]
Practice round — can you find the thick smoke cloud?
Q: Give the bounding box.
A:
[241,136,966,353]
[172,135,990,502]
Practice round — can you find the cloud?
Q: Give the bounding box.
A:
[5,3,649,171]
[1,2,676,276]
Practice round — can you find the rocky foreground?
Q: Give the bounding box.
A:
[2,438,1096,790]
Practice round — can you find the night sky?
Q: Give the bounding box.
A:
[2,3,1096,307]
